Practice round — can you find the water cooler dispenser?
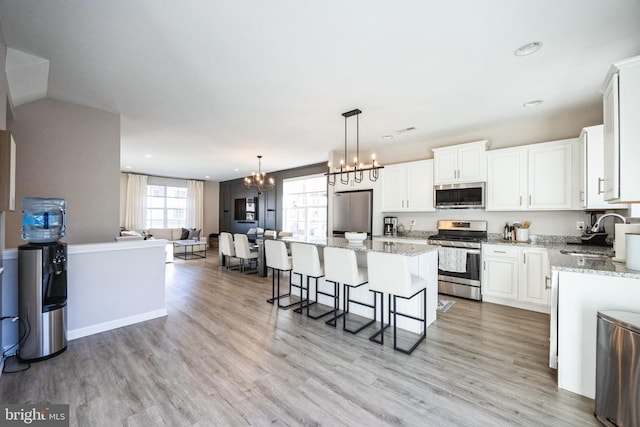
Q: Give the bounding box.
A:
[18,197,68,362]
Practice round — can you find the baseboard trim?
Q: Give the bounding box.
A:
[67,308,168,341]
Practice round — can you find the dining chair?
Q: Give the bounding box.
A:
[233,233,259,273]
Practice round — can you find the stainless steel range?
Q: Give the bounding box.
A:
[427,220,487,301]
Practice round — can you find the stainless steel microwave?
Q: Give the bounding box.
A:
[434,182,485,209]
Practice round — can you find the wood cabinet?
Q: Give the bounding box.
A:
[602,55,640,203]
[381,160,434,212]
[486,138,579,211]
[0,130,16,212]
[482,244,550,313]
[580,125,627,210]
[432,140,487,184]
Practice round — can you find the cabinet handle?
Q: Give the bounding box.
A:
[579,190,584,202]
[523,254,526,264]
[407,200,410,208]
[519,196,522,206]
[495,250,507,254]
[529,195,532,205]
[545,276,550,290]
[597,177,604,195]
[483,260,486,271]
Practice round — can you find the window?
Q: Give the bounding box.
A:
[146,184,187,229]
[282,175,327,239]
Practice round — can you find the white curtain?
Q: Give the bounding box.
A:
[186,179,204,232]
[124,173,148,230]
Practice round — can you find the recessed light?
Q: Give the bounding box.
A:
[523,99,543,107]
[145,154,152,158]
[514,41,542,57]
[382,135,394,140]
[234,168,239,172]
[125,166,132,169]
[205,175,210,179]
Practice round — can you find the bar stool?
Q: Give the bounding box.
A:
[366,251,428,355]
[233,233,259,273]
[290,242,325,316]
[324,247,377,332]
[219,232,238,270]
[264,239,298,309]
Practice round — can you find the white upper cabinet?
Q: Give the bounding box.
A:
[433,140,487,184]
[381,159,434,212]
[486,138,579,211]
[580,125,627,210]
[602,55,640,203]
[486,148,527,210]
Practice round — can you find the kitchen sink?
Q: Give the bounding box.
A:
[560,249,611,259]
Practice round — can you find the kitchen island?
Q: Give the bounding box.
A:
[278,236,439,333]
[549,247,640,398]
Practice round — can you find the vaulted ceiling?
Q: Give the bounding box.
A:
[2,1,640,181]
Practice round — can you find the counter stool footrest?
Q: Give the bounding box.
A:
[369,323,390,345]
[391,288,427,355]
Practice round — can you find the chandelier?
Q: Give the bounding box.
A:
[244,155,275,194]
[326,108,383,186]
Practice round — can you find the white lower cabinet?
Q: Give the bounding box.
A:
[482,244,550,313]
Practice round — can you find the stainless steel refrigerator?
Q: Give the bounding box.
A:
[332,190,372,236]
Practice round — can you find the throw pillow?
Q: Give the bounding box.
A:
[181,228,190,239]
[188,228,201,240]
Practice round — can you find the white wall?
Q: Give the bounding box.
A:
[5,98,121,248]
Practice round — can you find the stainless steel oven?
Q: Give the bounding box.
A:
[427,220,487,301]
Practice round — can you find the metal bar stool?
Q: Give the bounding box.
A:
[264,239,299,309]
[324,247,378,332]
[366,251,428,355]
[290,242,325,316]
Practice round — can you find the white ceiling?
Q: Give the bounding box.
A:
[1,1,640,181]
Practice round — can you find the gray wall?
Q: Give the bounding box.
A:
[5,98,120,248]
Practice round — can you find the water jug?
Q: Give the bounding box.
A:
[21,197,66,243]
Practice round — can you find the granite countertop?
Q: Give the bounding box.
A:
[486,234,640,279]
[280,236,437,256]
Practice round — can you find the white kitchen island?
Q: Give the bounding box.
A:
[279,236,439,333]
[549,249,640,399]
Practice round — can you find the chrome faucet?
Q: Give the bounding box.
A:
[591,213,626,233]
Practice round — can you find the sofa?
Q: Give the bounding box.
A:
[118,228,206,262]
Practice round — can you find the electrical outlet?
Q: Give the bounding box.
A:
[577,221,585,231]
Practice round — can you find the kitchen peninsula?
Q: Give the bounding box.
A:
[278,236,439,333]
[549,249,640,399]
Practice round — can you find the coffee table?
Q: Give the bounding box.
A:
[173,239,207,260]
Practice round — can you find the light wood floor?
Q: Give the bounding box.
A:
[0,255,597,426]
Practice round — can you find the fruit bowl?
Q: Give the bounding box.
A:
[344,232,367,244]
